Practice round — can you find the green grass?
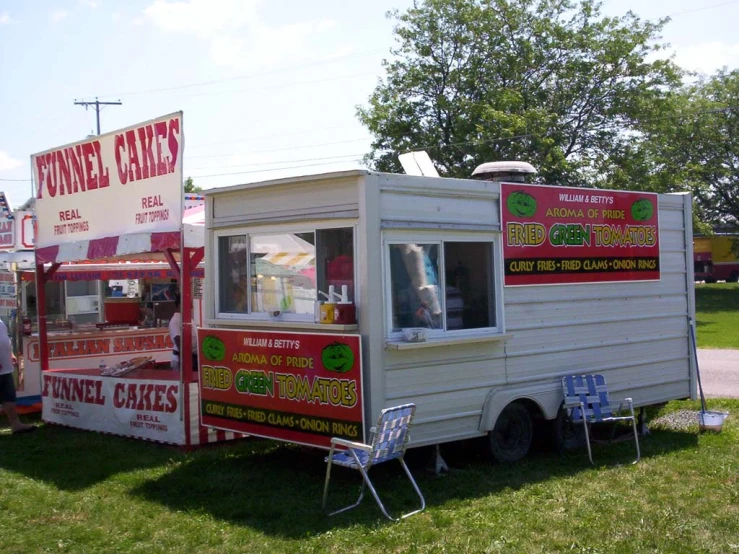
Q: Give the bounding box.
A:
[2,400,738,554]
[0,286,734,552]
[695,283,739,349]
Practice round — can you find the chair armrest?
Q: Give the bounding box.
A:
[330,437,372,452]
[614,397,635,415]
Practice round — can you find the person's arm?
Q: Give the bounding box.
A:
[0,324,12,369]
[169,312,182,352]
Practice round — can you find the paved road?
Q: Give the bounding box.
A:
[697,349,739,398]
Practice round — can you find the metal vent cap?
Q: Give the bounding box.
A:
[471,161,537,182]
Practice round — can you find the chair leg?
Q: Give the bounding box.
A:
[323,449,369,516]
[580,402,594,465]
[356,459,426,521]
[326,479,367,517]
[321,445,334,512]
[357,465,397,521]
[321,443,337,512]
[398,459,427,518]
[628,404,641,464]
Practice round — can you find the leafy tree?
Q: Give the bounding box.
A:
[634,70,739,230]
[358,0,682,187]
[184,176,202,193]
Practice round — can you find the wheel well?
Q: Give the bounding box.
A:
[491,398,547,433]
[511,398,546,423]
[479,386,560,433]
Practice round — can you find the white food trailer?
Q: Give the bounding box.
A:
[198,169,696,462]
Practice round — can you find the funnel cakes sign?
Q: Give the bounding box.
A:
[31,112,183,250]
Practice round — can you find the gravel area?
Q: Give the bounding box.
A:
[649,409,701,432]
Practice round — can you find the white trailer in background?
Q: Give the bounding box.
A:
[199,170,696,462]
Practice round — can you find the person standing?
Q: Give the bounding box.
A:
[0,318,36,434]
[168,294,198,371]
[169,303,182,370]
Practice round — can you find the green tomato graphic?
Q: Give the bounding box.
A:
[631,198,654,221]
[507,191,537,217]
[202,336,226,362]
[321,342,355,373]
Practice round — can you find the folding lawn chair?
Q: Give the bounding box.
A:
[322,403,426,521]
[562,374,641,465]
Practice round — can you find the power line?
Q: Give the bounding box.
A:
[186,132,557,178]
[0,178,32,182]
[94,48,386,99]
[84,2,739,102]
[629,105,739,124]
[667,0,739,17]
[391,106,739,155]
[186,153,365,172]
[186,138,372,161]
[157,71,378,100]
[10,107,739,184]
[187,124,359,150]
[239,137,371,155]
[74,98,123,135]
[407,133,536,154]
[189,158,365,180]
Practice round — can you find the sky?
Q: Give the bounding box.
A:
[2,0,739,208]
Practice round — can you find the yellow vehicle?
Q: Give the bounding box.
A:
[694,234,739,283]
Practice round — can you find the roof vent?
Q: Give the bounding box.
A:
[471,161,537,183]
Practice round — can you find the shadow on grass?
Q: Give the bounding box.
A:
[0,416,184,491]
[0,413,701,536]
[125,426,699,538]
[695,284,739,314]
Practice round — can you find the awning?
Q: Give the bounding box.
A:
[20,262,205,282]
[35,201,205,265]
[0,250,36,270]
[260,251,315,270]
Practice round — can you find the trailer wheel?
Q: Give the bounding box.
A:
[487,402,533,463]
[704,277,717,284]
[727,272,739,283]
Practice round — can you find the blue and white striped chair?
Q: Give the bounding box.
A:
[562,374,641,465]
[322,403,426,521]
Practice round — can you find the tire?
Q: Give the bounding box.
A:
[727,272,739,283]
[487,402,533,463]
[704,277,717,284]
[553,403,586,454]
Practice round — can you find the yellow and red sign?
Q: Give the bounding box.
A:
[502,183,660,286]
[198,329,363,448]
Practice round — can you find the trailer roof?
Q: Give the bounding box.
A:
[203,169,370,197]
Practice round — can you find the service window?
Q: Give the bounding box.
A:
[218,235,247,314]
[386,236,503,336]
[216,226,354,319]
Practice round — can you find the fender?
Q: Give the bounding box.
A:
[478,379,562,433]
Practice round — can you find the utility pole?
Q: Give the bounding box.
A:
[74,97,122,135]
